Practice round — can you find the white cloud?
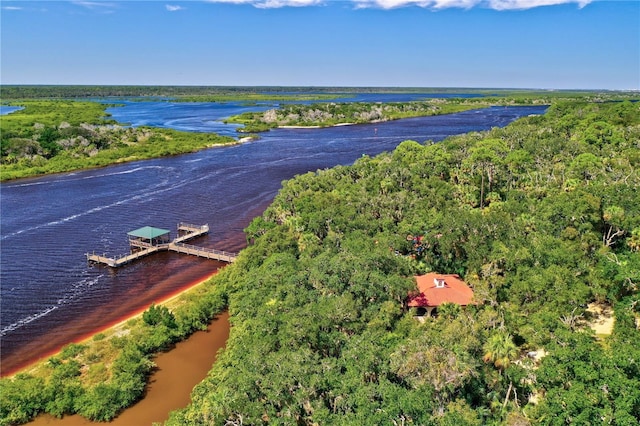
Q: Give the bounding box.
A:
[166,4,184,11]
[211,0,594,9]
[1,6,23,10]
[206,0,324,8]
[72,1,118,11]
[354,0,593,9]
[487,0,592,10]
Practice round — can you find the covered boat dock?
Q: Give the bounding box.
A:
[86,222,237,267]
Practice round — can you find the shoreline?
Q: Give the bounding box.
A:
[6,270,220,379]
[278,122,356,129]
[1,134,260,183]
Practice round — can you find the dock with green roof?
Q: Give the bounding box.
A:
[86,222,237,267]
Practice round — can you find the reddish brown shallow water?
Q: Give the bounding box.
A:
[1,257,227,377]
[29,311,230,426]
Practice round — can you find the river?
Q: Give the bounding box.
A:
[0,102,546,377]
[29,311,230,425]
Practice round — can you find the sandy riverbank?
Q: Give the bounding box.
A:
[9,270,220,379]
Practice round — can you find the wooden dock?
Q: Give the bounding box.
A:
[86,247,160,267]
[86,222,237,267]
[169,242,237,263]
[174,223,209,243]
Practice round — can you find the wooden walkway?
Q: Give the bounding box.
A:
[87,223,237,267]
[169,242,237,263]
[86,247,160,267]
[174,223,209,243]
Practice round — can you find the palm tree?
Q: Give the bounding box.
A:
[483,332,518,373]
[483,332,519,408]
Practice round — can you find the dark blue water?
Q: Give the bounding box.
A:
[106,101,268,136]
[0,103,546,375]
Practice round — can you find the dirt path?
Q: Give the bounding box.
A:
[586,302,615,336]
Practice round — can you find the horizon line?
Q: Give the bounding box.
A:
[1,84,637,92]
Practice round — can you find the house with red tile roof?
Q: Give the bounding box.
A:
[408,273,474,316]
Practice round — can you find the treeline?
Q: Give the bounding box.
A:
[4,85,633,102]
[0,101,235,181]
[1,85,285,99]
[0,285,227,425]
[2,85,634,99]
[167,100,640,425]
[226,100,487,132]
[0,86,346,101]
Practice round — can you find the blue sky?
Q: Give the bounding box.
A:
[1,0,638,89]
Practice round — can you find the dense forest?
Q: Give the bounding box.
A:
[1,99,639,425]
[168,100,640,425]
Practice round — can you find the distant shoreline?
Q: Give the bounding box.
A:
[278,122,356,129]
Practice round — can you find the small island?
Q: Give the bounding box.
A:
[224,99,488,132]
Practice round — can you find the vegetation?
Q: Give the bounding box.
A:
[224,91,636,132]
[0,85,340,102]
[1,97,639,425]
[0,283,226,425]
[2,89,634,180]
[2,85,635,101]
[0,100,234,181]
[225,100,488,132]
[167,100,639,425]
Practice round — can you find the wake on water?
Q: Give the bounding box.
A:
[5,166,170,188]
[0,273,104,337]
[0,169,201,242]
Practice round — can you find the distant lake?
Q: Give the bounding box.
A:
[0,101,547,375]
[0,105,24,115]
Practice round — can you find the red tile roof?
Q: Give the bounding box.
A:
[408,273,474,307]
